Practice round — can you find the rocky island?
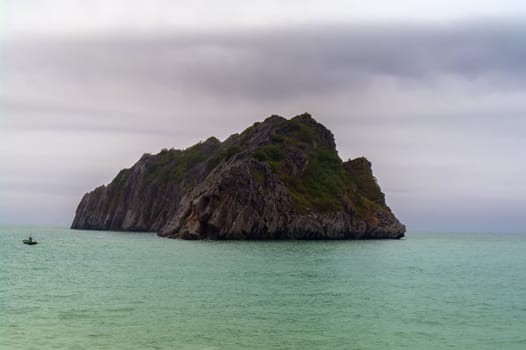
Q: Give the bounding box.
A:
[72,114,405,239]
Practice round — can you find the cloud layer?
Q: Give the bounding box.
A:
[6,0,526,37]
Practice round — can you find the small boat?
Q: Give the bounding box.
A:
[23,236,38,245]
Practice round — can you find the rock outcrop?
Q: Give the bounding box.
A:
[72,114,405,239]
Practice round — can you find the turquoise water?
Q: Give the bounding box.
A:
[1,226,525,349]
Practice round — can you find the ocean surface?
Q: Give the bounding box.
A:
[1,226,525,350]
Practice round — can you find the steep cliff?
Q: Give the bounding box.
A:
[72,114,405,239]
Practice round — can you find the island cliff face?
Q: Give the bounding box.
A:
[72,114,405,239]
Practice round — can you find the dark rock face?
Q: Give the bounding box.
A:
[72,114,405,239]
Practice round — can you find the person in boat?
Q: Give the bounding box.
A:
[28,235,32,243]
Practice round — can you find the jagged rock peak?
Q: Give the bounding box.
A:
[72,113,405,240]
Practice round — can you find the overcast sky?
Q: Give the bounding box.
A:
[2,1,526,233]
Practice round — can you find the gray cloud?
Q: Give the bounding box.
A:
[4,21,526,138]
[5,21,526,102]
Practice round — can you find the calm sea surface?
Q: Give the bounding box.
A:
[1,226,525,349]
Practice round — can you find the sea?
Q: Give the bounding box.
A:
[1,226,525,350]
